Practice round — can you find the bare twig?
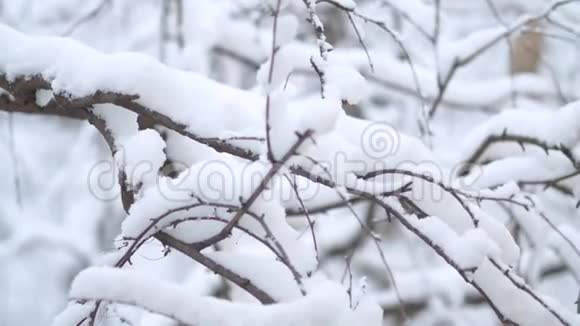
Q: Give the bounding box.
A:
[489,258,571,326]
[362,168,479,227]
[380,0,434,42]
[484,0,517,106]
[318,0,429,136]
[520,169,580,189]
[302,0,330,96]
[297,159,410,321]
[429,0,580,118]
[286,196,367,216]
[286,174,319,262]
[365,195,518,325]
[265,0,283,162]
[0,74,259,160]
[191,130,313,249]
[62,0,110,36]
[345,11,374,72]
[459,131,578,175]
[156,232,276,304]
[86,111,135,212]
[6,112,22,210]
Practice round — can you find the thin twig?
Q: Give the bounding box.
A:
[265,0,283,162]
[346,11,374,72]
[156,232,276,304]
[318,0,429,137]
[429,0,580,118]
[286,174,320,262]
[6,112,22,210]
[484,0,517,106]
[302,0,330,96]
[192,130,313,249]
[459,131,578,175]
[62,0,110,36]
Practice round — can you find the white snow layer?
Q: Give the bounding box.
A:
[61,267,382,326]
[3,21,580,326]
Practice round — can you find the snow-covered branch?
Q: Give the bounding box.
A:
[3,1,580,325]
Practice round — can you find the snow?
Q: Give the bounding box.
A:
[277,15,299,46]
[439,26,506,74]
[218,19,266,66]
[475,181,520,199]
[205,252,305,301]
[266,92,342,160]
[51,303,95,326]
[372,266,468,311]
[333,0,357,10]
[91,104,139,140]
[206,12,564,109]
[63,266,383,326]
[325,64,368,104]
[90,103,167,191]
[409,216,500,271]
[458,102,580,165]
[464,155,571,189]
[35,89,53,106]
[257,43,307,92]
[295,97,342,134]
[473,259,580,326]
[334,114,436,170]
[118,157,318,276]
[547,225,580,282]
[208,17,563,111]
[3,5,580,325]
[115,129,166,189]
[386,0,434,34]
[473,207,520,265]
[0,23,265,139]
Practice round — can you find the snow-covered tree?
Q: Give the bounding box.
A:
[2,0,580,325]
